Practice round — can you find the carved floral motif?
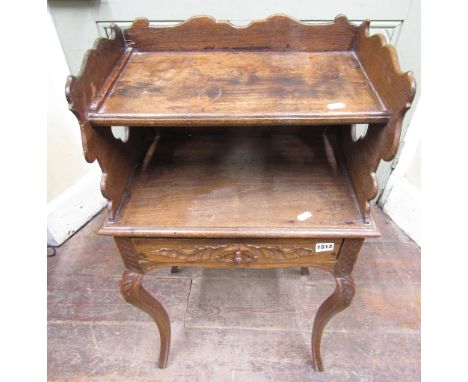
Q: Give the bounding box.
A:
[119,271,171,368]
[115,238,144,272]
[334,239,362,277]
[120,270,141,300]
[141,244,332,262]
[338,276,355,306]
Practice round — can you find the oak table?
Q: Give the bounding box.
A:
[66,15,415,371]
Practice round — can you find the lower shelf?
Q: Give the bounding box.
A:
[100,132,379,238]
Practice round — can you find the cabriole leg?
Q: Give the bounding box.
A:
[311,239,363,371]
[311,274,355,371]
[120,270,171,368]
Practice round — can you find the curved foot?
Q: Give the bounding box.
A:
[171,266,180,274]
[120,270,171,368]
[300,267,310,275]
[311,274,355,371]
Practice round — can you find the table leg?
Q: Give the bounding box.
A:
[311,274,355,371]
[311,238,363,371]
[120,270,171,368]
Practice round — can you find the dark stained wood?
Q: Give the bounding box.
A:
[124,15,357,52]
[64,15,416,373]
[89,51,388,127]
[120,270,171,368]
[99,133,379,239]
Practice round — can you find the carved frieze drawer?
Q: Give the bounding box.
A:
[131,238,342,270]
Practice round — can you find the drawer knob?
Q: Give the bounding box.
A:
[233,251,243,265]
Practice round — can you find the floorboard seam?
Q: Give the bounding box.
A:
[183,278,193,329]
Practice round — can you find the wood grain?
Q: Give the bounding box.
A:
[99,133,379,238]
[353,20,416,161]
[66,15,415,223]
[312,239,363,371]
[65,25,150,219]
[48,208,420,380]
[120,271,171,368]
[124,14,357,52]
[64,14,417,373]
[131,238,342,271]
[90,50,388,127]
[340,21,417,219]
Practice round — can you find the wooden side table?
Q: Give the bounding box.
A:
[66,15,415,371]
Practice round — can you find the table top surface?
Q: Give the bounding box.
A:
[90,51,388,126]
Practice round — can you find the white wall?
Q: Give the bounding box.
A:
[47,9,106,246]
[381,107,421,245]
[379,0,421,246]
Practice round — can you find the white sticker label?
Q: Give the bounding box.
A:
[327,102,346,110]
[296,211,312,221]
[315,243,335,252]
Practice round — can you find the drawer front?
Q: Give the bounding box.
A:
[132,238,342,269]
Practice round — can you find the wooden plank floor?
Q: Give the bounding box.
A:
[48,207,420,381]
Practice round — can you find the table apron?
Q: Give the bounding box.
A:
[124,238,342,271]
